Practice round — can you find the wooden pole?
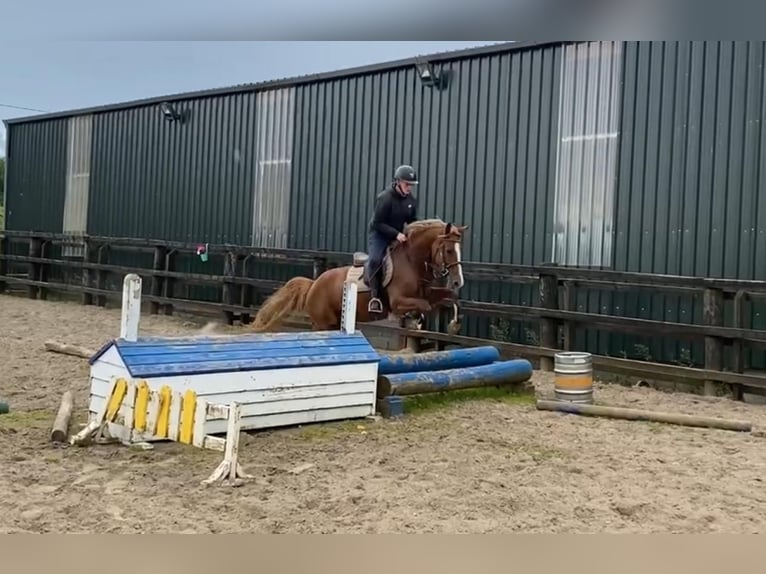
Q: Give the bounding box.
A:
[535,399,753,433]
[50,390,74,443]
[44,340,96,359]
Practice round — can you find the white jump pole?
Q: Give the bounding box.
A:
[340,281,358,334]
[120,273,142,342]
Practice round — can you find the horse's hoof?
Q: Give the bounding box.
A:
[447,320,462,335]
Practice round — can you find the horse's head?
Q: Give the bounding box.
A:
[432,222,469,291]
[404,219,469,291]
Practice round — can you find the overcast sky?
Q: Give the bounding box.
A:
[0,41,497,157]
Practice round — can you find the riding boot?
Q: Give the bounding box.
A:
[367,273,384,314]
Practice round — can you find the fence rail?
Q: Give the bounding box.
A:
[3,230,766,398]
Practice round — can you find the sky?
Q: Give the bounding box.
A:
[0,41,499,157]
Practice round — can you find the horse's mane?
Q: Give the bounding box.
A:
[403,218,446,236]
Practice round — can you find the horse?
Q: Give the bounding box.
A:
[249,218,469,332]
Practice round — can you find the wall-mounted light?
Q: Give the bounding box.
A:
[160,101,182,122]
[415,60,448,90]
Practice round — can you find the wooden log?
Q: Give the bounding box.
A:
[44,340,96,360]
[535,399,752,433]
[50,390,74,442]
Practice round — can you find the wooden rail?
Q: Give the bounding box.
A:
[3,230,766,399]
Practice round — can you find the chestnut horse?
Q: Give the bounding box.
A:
[250,219,469,332]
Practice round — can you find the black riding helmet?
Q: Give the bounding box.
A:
[394,164,418,184]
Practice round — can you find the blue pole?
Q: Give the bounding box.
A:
[380,359,533,396]
[378,346,500,375]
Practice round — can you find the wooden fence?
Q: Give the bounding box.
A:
[3,230,766,400]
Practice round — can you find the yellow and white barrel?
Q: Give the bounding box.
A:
[553,351,593,404]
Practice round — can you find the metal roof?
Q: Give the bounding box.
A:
[89,330,381,377]
[4,41,564,126]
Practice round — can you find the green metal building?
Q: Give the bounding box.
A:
[4,40,766,366]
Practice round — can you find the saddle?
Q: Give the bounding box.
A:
[346,248,394,293]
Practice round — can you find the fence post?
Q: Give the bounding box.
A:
[221,250,236,325]
[239,254,254,325]
[95,244,109,306]
[81,238,93,306]
[163,249,176,315]
[539,270,559,371]
[150,245,166,315]
[0,235,7,294]
[27,237,42,299]
[313,257,327,279]
[703,287,724,396]
[730,289,748,400]
[38,240,50,300]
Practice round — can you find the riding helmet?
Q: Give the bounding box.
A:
[394,164,419,184]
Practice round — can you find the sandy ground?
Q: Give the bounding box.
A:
[1,293,766,534]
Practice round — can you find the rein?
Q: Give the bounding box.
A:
[369,228,463,289]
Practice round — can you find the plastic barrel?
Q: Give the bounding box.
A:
[0,400,9,415]
[554,352,593,404]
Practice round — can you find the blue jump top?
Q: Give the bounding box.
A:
[88,330,381,378]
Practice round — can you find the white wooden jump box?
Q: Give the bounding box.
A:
[86,330,381,436]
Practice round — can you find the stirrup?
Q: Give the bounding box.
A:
[368,297,383,313]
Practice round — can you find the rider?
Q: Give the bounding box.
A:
[365,164,419,314]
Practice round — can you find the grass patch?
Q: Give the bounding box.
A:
[401,385,536,416]
[296,419,374,440]
[517,441,569,462]
[0,409,52,431]
[645,421,665,433]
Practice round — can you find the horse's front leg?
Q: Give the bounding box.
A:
[389,295,433,316]
[422,286,462,334]
[447,301,463,335]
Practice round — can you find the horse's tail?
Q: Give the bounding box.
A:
[250,276,314,332]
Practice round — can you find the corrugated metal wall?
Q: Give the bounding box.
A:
[10,41,766,274]
[579,41,766,368]
[88,94,258,244]
[614,41,766,279]
[6,41,766,367]
[289,44,563,266]
[289,44,563,342]
[5,118,69,232]
[85,91,305,300]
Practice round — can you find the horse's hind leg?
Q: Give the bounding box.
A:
[309,310,340,331]
[304,273,342,330]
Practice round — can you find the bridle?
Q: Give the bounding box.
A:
[426,236,463,284]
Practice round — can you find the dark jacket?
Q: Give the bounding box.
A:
[368,184,419,240]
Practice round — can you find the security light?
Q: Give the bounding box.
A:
[160,101,181,122]
[415,61,447,89]
[416,62,436,82]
